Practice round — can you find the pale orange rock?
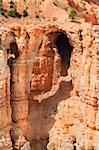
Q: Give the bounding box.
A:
[0,0,99,150]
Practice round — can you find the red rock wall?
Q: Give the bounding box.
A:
[0,0,99,149]
[0,38,12,149]
[47,24,99,150]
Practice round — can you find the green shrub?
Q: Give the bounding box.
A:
[0,0,8,17]
[0,0,3,14]
[69,9,78,20]
[8,10,17,17]
[0,0,2,4]
[8,1,28,18]
[0,7,3,14]
[9,0,17,10]
[8,1,22,18]
[0,0,28,18]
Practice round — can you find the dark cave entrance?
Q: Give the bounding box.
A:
[7,42,19,66]
[55,32,73,76]
[7,41,20,96]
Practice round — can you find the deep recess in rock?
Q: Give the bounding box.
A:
[0,0,98,149]
[26,30,73,150]
[55,32,73,76]
[73,138,77,150]
[7,41,19,66]
[7,41,20,94]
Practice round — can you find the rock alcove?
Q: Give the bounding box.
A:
[27,30,73,149]
[0,0,98,149]
[55,32,73,76]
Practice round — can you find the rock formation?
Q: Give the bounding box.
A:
[0,0,99,150]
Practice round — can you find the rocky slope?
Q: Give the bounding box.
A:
[0,0,99,149]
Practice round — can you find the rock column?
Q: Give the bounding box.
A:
[0,43,12,149]
[10,28,32,138]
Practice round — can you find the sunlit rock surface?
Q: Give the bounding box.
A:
[0,0,99,149]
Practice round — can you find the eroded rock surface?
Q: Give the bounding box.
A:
[0,0,99,150]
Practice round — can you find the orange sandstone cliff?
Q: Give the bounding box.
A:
[0,0,99,149]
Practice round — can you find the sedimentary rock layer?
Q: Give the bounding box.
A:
[0,0,99,149]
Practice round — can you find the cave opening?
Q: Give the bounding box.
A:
[27,31,73,150]
[7,42,19,66]
[55,32,73,76]
[7,41,20,94]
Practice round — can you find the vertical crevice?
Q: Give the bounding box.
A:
[7,41,19,66]
[6,39,20,149]
[7,41,19,96]
[73,138,77,150]
[55,32,73,76]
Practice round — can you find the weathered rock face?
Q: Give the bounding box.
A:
[47,24,99,150]
[0,0,99,150]
[0,38,12,149]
